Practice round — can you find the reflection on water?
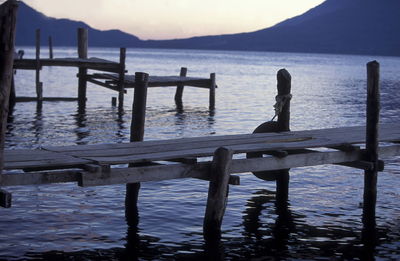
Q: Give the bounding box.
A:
[2,49,400,260]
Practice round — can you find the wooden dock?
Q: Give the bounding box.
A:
[12,28,216,110]
[1,0,398,242]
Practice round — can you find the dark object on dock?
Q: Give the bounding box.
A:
[13,28,216,110]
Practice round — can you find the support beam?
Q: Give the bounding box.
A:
[203,147,233,241]
[125,72,149,226]
[362,61,380,232]
[117,47,126,110]
[77,28,88,108]
[48,36,53,59]
[35,28,42,101]
[209,73,216,111]
[275,68,292,205]
[174,67,187,111]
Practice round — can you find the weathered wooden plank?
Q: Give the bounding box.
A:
[42,123,400,155]
[66,136,385,165]
[2,144,399,187]
[50,133,305,157]
[4,157,92,170]
[77,144,400,187]
[42,130,287,152]
[15,96,78,102]
[1,169,81,186]
[4,149,70,162]
[13,58,120,72]
[3,148,92,170]
[91,73,212,88]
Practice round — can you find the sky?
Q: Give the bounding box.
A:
[19,0,324,40]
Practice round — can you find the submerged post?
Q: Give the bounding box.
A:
[174,67,187,111]
[362,61,380,231]
[209,73,216,111]
[77,28,88,108]
[276,69,291,205]
[125,72,149,225]
[48,36,53,59]
[117,47,126,110]
[35,29,42,101]
[204,147,233,241]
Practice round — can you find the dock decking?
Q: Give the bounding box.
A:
[2,123,400,187]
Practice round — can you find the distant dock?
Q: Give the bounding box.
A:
[12,28,216,111]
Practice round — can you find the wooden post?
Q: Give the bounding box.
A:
[111,97,117,107]
[48,36,53,59]
[174,67,187,111]
[204,147,233,241]
[209,73,216,111]
[77,28,88,108]
[363,61,380,230]
[125,72,149,225]
[35,29,42,101]
[0,0,18,179]
[9,76,16,111]
[276,69,291,205]
[117,47,126,110]
[130,72,148,142]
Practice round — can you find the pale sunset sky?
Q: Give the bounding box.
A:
[20,0,324,40]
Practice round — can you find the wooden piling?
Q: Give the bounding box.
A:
[362,61,380,230]
[276,69,292,205]
[35,29,42,101]
[0,189,12,208]
[204,147,233,240]
[125,72,149,225]
[0,0,18,178]
[77,28,88,107]
[117,47,126,110]
[48,36,53,59]
[174,67,187,111]
[130,72,149,142]
[111,97,117,107]
[209,73,216,111]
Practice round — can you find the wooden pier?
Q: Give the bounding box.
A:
[1,0,399,242]
[12,28,217,110]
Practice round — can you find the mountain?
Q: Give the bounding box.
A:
[142,0,400,56]
[15,1,142,47]
[15,0,400,56]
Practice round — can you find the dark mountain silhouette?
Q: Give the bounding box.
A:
[15,1,141,47]
[15,0,400,56]
[142,0,400,56]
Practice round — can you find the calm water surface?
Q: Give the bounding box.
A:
[1,48,400,260]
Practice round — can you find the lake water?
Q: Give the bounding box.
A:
[1,48,400,260]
